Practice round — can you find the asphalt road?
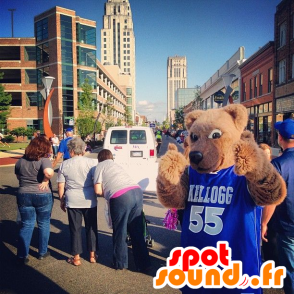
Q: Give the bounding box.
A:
[0,136,285,294]
[0,136,182,294]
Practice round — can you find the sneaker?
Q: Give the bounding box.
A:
[38,252,50,260]
[17,257,29,265]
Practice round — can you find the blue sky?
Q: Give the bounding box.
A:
[0,0,280,122]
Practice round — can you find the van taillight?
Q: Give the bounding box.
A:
[150,149,155,157]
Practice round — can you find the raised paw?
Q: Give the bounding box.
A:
[158,149,188,185]
[233,139,259,176]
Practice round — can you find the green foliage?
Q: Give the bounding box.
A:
[174,107,185,129]
[25,128,36,138]
[3,134,14,143]
[192,85,202,110]
[76,79,96,139]
[0,73,12,127]
[116,118,123,126]
[76,114,97,140]
[10,127,27,142]
[78,79,95,110]
[124,107,133,125]
[162,119,170,130]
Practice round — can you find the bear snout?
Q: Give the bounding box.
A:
[189,151,203,164]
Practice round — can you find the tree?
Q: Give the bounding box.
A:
[174,107,185,129]
[162,119,170,130]
[116,118,123,126]
[124,107,133,126]
[10,127,26,142]
[0,73,12,130]
[76,79,95,140]
[25,128,36,140]
[101,95,115,130]
[192,85,202,110]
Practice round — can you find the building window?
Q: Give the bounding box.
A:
[268,68,273,92]
[1,69,21,83]
[26,92,38,107]
[259,74,263,96]
[25,70,37,84]
[278,59,286,84]
[242,82,246,101]
[10,92,22,106]
[36,42,49,64]
[279,22,286,48]
[76,22,96,45]
[24,46,36,61]
[35,18,48,41]
[0,46,20,60]
[37,67,50,86]
[27,119,42,130]
[249,79,252,99]
[77,47,96,67]
[254,76,257,97]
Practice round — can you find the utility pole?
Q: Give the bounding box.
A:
[8,9,16,37]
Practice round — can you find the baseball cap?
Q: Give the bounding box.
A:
[274,119,294,139]
[65,128,73,133]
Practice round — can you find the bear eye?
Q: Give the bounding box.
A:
[190,133,198,142]
[208,129,222,139]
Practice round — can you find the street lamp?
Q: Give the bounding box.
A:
[41,76,55,138]
[221,73,235,106]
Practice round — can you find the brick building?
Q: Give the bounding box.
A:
[273,0,294,138]
[239,42,274,146]
[0,6,127,137]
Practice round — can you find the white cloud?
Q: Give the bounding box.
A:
[136,100,167,122]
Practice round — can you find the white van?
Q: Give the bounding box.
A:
[103,126,157,164]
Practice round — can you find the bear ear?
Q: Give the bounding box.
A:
[185,110,204,130]
[223,104,248,131]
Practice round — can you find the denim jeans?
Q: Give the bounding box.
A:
[277,234,294,294]
[17,192,53,258]
[110,188,150,270]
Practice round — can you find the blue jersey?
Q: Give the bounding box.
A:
[58,137,72,160]
[181,166,262,294]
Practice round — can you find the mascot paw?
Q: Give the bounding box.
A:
[233,131,259,176]
[158,143,188,184]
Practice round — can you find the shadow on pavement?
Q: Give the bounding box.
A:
[0,220,68,294]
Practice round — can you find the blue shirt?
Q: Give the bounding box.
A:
[58,137,72,160]
[271,147,294,237]
[181,166,262,294]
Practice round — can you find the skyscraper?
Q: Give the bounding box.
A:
[167,56,187,122]
[101,0,136,122]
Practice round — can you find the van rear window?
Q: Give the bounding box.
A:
[130,130,147,144]
[110,130,127,144]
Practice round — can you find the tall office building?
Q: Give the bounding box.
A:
[1,6,127,136]
[101,0,136,122]
[167,56,187,122]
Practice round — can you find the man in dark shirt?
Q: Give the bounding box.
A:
[52,128,73,168]
[271,118,294,294]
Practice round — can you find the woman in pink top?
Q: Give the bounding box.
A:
[94,149,150,271]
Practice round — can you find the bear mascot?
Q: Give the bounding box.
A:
[156,104,286,294]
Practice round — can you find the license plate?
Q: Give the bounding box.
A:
[131,151,143,157]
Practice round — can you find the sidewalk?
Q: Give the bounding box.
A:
[0,149,25,166]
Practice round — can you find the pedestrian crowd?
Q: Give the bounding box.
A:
[13,119,294,293]
[14,132,151,273]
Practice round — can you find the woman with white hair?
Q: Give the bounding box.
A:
[57,137,98,266]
